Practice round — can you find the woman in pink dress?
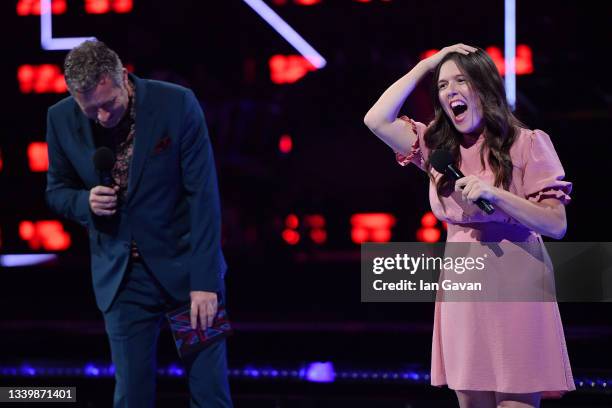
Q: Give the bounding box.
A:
[364,44,575,408]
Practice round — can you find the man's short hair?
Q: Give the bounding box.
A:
[64,40,124,93]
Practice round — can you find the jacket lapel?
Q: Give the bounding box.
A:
[126,74,157,203]
[75,104,96,151]
[75,104,98,183]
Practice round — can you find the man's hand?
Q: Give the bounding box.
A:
[190,291,218,330]
[89,185,119,216]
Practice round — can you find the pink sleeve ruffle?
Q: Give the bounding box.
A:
[522,129,572,205]
[526,185,572,205]
[394,115,427,170]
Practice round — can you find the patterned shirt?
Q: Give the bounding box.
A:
[91,80,141,260]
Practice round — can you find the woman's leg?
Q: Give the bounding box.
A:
[455,390,497,408]
[495,392,541,408]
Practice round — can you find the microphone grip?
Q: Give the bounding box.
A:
[99,171,114,187]
[448,164,495,214]
[475,197,495,215]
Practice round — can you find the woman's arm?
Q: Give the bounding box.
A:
[493,190,566,239]
[364,44,477,154]
[456,176,567,239]
[363,60,428,154]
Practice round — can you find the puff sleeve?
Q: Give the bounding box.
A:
[394,116,430,171]
[522,129,572,205]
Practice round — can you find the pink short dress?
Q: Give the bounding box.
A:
[395,116,575,398]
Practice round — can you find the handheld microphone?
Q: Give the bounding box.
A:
[430,149,495,215]
[93,147,116,187]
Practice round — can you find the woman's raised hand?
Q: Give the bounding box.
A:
[421,44,478,71]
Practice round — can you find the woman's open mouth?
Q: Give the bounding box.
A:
[450,100,468,122]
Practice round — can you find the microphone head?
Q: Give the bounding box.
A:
[430,149,454,173]
[93,147,115,172]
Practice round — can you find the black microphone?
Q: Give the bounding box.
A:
[430,149,495,215]
[93,147,116,187]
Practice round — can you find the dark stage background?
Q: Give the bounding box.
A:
[1,0,611,406]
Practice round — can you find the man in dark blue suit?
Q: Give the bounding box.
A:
[45,40,232,407]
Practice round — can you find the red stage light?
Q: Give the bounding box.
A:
[112,0,133,13]
[37,221,71,251]
[17,0,66,16]
[35,65,57,93]
[305,214,325,228]
[285,214,299,229]
[416,211,442,242]
[52,0,66,13]
[283,214,327,245]
[351,227,368,244]
[84,0,134,14]
[17,65,35,93]
[417,227,441,243]
[85,0,110,14]
[271,0,288,5]
[485,46,505,75]
[420,211,437,228]
[279,134,293,153]
[19,220,71,251]
[269,55,316,84]
[0,149,3,172]
[28,142,49,172]
[350,213,396,244]
[486,45,533,76]
[282,229,300,245]
[420,49,438,60]
[294,0,321,5]
[516,44,534,75]
[18,64,67,94]
[19,221,36,241]
[310,229,327,244]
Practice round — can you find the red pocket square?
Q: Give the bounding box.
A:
[153,136,171,154]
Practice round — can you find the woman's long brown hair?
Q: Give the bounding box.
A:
[424,47,525,200]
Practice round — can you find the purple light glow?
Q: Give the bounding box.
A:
[304,362,335,383]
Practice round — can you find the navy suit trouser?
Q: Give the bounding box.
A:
[102,259,233,408]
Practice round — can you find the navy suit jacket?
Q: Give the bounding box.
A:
[45,74,227,312]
